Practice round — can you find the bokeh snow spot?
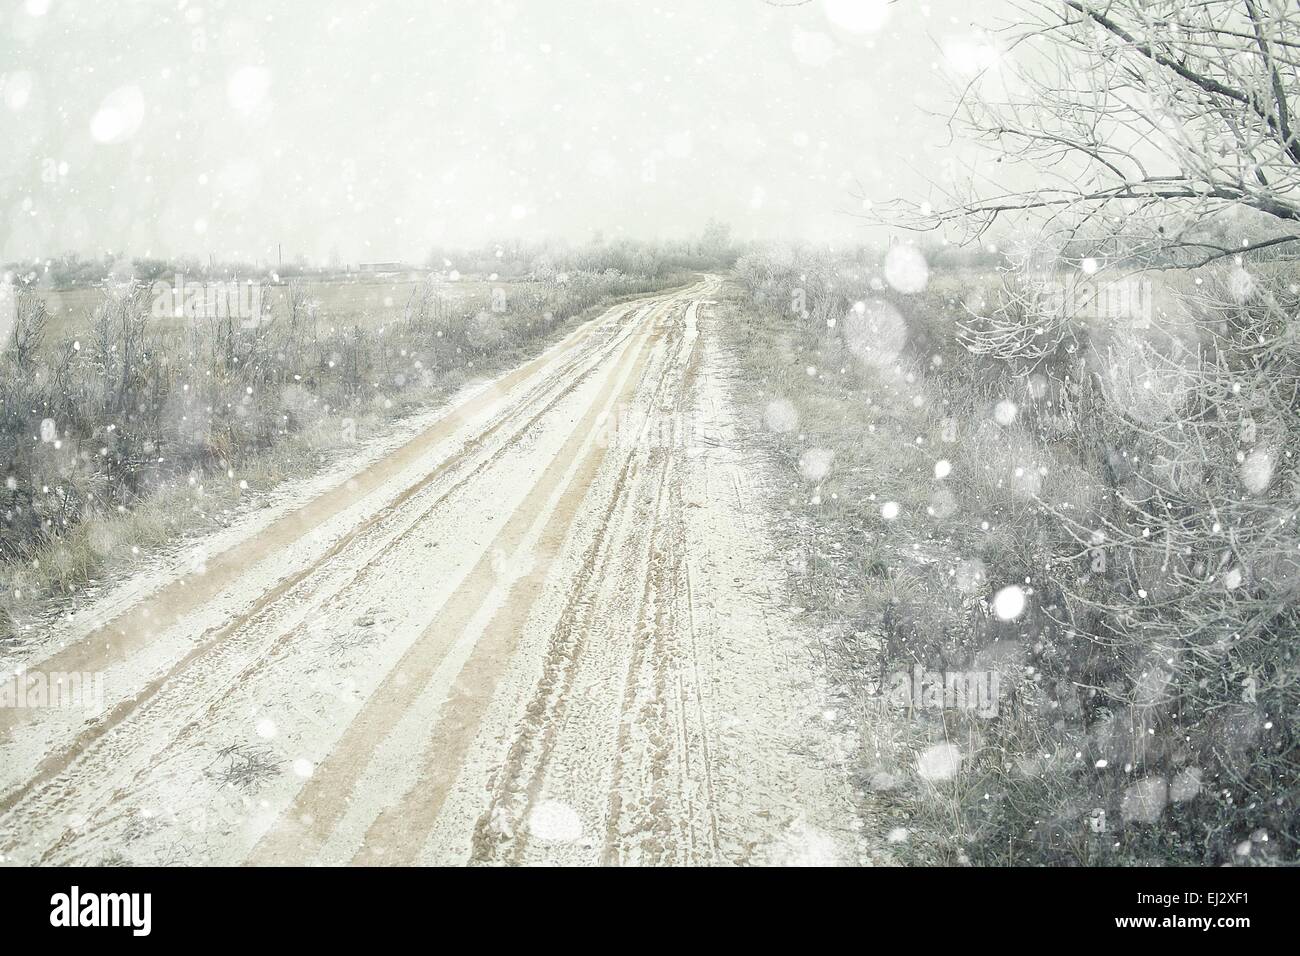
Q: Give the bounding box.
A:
[992,585,1026,621]
[868,771,899,791]
[766,818,839,866]
[884,244,929,294]
[1228,267,1255,302]
[1241,450,1273,494]
[1169,767,1202,803]
[3,71,34,112]
[791,27,837,68]
[955,559,986,593]
[928,487,957,519]
[798,447,834,482]
[526,799,584,843]
[90,86,145,144]
[944,36,1000,75]
[1120,775,1168,824]
[916,743,962,781]
[763,398,798,434]
[843,299,907,368]
[993,399,1017,426]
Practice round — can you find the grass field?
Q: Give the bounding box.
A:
[30,275,534,344]
[722,253,1300,866]
[0,269,687,639]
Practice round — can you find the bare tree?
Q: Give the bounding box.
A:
[875,0,1300,269]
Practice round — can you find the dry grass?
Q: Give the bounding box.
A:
[0,271,688,641]
[33,276,527,343]
[722,252,1299,866]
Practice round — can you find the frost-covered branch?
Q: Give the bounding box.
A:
[870,0,1300,269]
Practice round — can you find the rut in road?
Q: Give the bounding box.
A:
[0,277,867,867]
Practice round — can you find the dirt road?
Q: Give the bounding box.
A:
[0,277,865,866]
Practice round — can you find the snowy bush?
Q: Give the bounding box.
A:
[733,245,1299,864]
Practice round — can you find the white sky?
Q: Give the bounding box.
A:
[1,0,1013,264]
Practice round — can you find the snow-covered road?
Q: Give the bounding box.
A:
[0,277,862,866]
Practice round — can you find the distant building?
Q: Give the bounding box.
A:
[358,261,406,273]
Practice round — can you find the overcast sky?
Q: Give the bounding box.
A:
[1,0,1012,264]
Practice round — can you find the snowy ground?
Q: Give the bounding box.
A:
[0,277,867,866]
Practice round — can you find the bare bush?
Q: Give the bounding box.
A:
[734,241,1297,863]
[0,265,677,630]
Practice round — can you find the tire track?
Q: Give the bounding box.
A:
[0,287,697,857]
[462,299,700,865]
[1,304,631,818]
[250,293,684,864]
[2,277,865,868]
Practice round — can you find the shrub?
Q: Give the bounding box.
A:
[731,246,1298,864]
